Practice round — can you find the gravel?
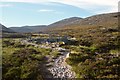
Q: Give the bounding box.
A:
[48,52,76,78]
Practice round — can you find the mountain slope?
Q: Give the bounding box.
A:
[0,23,15,33]
[74,12,118,26]
[10,27,33,33]
[48,17,82,27]
[10,17,82,33]
[9,12,118,33]
[46,12,118,33]
[10,25,47,33]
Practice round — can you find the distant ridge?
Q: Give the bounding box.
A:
[48,17,82,27]
[9,12,118,33]
[9,17,82,33]
[0,23,15,33]
[73,12,118,26]
[10,25,47,33]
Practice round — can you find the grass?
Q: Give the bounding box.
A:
[109,49,120,56]
[51,50,61,58]
[2,18,120,79]
[56,25,120,78]
[2,38,23,56]
[28,45,52,56]
[3,47,20,56]
[2,38,53,79]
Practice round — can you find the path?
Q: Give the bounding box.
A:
[21,39,76,78]
[47,51,76,78]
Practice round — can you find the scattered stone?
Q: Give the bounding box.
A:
[47,51,76,78]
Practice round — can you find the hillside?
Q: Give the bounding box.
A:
[6,12,119,33]
[9,17,82,33]
[46,12,120,78]
[74,12,118,26]
[2,12,119,35]
[2,12,120,79]
[0,24,28,38]
[0,23,15,33]
[10,25,47,33]
[48,17,82,27]
[46,12,118,32]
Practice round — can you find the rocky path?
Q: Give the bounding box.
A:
[47,52,76,78]
[21,39,76,78]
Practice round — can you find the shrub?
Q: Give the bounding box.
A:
[2,48,50,80]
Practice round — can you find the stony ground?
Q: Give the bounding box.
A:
[47,52,76,78]
[21,39,76,78]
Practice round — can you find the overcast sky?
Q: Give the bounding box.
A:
[0,0,119,27]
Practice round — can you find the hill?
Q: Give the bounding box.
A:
[10,25,47,33]
[0,23,15,33]
[73,12,118,26]
[46,12,119,78]
[48,17,82,27]
[45,12,118,34]
[9,17,82,33]
[6,12,119,33]
[2,12,120,79]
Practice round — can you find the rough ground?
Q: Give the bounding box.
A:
[21,40,76,78]
[47,52,76,78]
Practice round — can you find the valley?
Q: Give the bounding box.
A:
[1,12,120,79]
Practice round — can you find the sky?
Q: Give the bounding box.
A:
[0,0,119,27]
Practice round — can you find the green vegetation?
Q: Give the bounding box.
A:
[2,21,120,79]
[3,48,45,79]
[54,25,120,78]
[61,27,120,79]
[2,38,52,80]
[2,12,120,79]
[51,50,61,59]
[66,52,120,78]
[2,33,27,38]
[65,44,120,78]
